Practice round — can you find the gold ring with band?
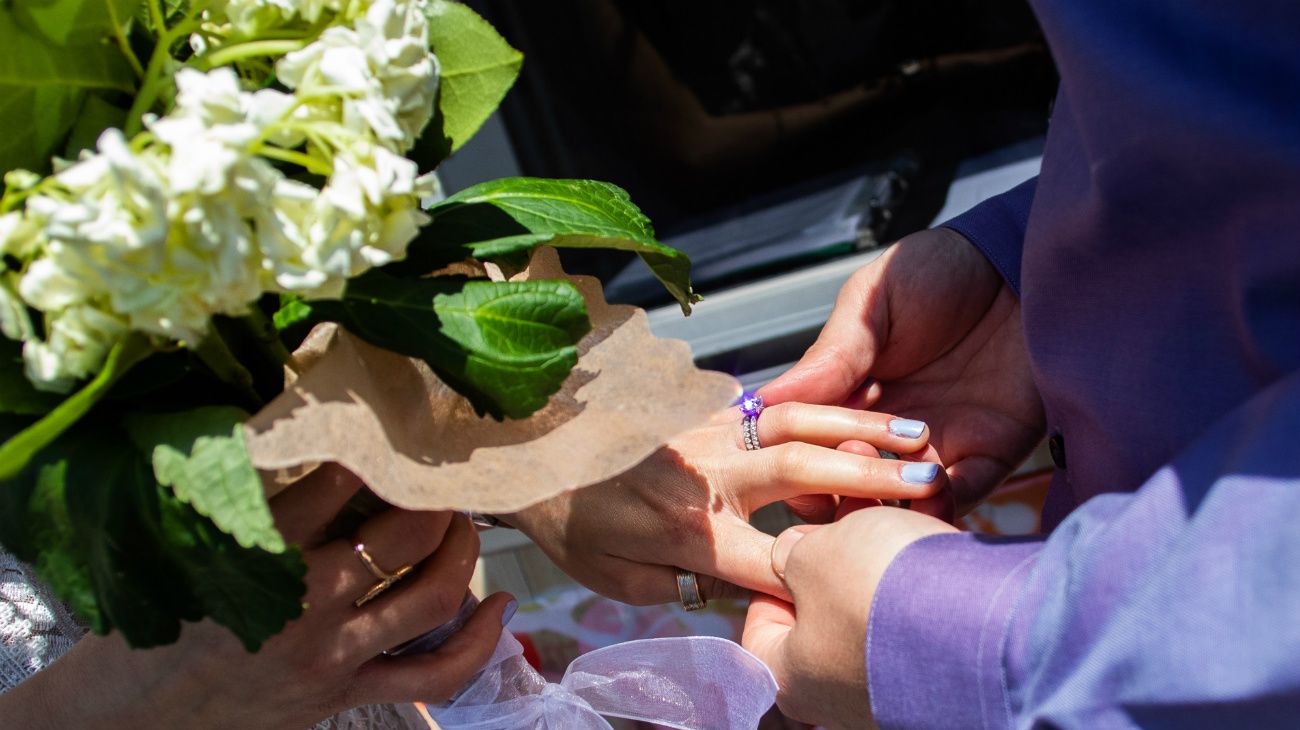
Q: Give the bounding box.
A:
[353,543,415,608]
[676,569,707,611]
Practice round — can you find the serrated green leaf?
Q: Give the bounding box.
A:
[0,9,135,175]
[0,333,151,480]
[0,421,304,651]
[64,431,195,644]
[407,178,699,314]
[155,494,305,652]
[433,278,590,411]
[125,406,284,554]
[423,0,522,153]
[308,271,590,419]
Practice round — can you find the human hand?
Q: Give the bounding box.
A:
[4,464,512,730]
[506,402,947,605]
[761,227,1045,516]
[743,507,956,729]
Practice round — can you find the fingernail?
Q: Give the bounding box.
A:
[888,418,926,439]
[501,599,518,627]
[901,462,940,484]
[770,528,807,580]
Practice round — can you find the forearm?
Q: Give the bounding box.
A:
[869,369,1300,728]
[0,633,221,730]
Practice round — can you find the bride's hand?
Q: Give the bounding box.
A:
[505,403,948,605]
[2,464,514,730]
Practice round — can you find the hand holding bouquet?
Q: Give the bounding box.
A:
[0,0,726,653]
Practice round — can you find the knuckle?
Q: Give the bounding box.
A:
[763,402,796,436]
[773,443,813,480]
[414,581,464,626]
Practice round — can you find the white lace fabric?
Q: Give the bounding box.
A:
[0,548,427,729]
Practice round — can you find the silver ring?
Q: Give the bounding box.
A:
[676,569,707,611]
[742,414,762,451]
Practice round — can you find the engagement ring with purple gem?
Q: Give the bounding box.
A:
[740,393,764,451]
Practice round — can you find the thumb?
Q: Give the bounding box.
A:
[770,524,821,584]
[759,272,885,406]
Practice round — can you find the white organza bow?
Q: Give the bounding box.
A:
[428,632,779,730]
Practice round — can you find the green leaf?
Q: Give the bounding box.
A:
[0,333,151,481]
[273,295,313,331]
[2,427,195,644]
[308,271,590,419]
[0,9,135,175]
[0,421,305,651]
[406,178,700,314]
[433,278,591,412]
[12,0,140,47]
[155,493,305,652]
[423,0,522,153]
[125,406,285,554]
[63,92,128,158]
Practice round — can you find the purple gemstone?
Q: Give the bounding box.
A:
[739,393,764,417]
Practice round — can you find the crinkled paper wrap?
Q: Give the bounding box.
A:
[245,247,740,511]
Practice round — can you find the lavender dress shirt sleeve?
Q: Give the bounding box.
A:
[939,177,1037,296]
[867,370,1300,729]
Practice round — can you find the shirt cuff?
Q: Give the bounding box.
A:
[866,532,1043,730]
[939,177,1037,296]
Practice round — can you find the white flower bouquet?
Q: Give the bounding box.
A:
[0,0,719,651]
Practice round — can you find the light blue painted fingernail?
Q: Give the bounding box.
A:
[501,599,518,627]
[888,418,927,439]
[901,462,940,484]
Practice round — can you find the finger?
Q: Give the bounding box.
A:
[783,494,838,524]
[319,508,455,608]
[271,463,365,546]
[682,513,793,602]
[738,442,949,505]
[840,378,884,411]
[348,592,513,706]
[749,403,931,454]
[759,267,885,406]
[911,487,956,523]
[742,593,794,672]
[832,441,884,519]
[584,554,749,606]
[782,440,880,523]
[349,514,481,653]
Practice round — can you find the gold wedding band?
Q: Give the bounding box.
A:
[676,569,707,611]
[353,543,415,608]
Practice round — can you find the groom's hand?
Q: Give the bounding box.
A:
[743,508,955,729]
[761,227,1045,515]
[506,403,948,605]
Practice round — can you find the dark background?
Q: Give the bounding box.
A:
[472,0,1057,295]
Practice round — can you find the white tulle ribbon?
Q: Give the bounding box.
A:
[428,633,779,730]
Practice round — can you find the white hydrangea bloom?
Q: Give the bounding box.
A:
[202,0,343,38]
[16,123,280,389]
[276,0,438,152]
[257,143,433,297]
[0,211,43,261]
[0,274,33,342]
[148,68,303,194]
[22,306,128,392]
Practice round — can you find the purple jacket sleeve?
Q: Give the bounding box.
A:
[939,177,1037,296]
[866,369,1300,729]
